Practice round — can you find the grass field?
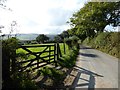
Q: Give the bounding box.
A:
[16,43,69,63]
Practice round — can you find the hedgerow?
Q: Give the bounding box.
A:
[82,32,120,58]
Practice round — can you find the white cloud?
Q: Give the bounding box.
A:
[0,0,85,34]
[105,25,119,32]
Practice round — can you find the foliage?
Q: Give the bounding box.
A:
[59,31,69,40]
[40,67,64,86]
[59,47,79,68]
[68,2,120,40]
[59,43,69,55]
[2,38,39,89]
[0,0,7,10]
[2,37,19,59]
[2,37,19,49]
[58,41,79,68]
[54,31,69,43]
[82,32,120,58]
[3,72,39,89]
[70,35,79,44]
[36,34,49,43]
[64,38,72,49]
[54,35,62,43]
[65,35,79,49]
[82,37,91,45]
[94,32,110,48]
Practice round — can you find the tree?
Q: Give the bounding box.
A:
[36,34,49,43]
[0,25,4,34]
[60,31,69,39]
[8,21,17,38]
[0,0,6,8]
[0,0,12,11]
[54,35,62,43]
[68,2,120,39]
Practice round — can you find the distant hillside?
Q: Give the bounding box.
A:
[16,34,38,40]
[2,34,57,40]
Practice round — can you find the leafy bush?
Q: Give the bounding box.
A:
[59,47,79,68]
[2,37,19,55]
[2,37,19,87]
[2,38,39,89]
[12,72,38,89]
[82,37,91,45]
[59,37,79,68]
[40,67,64,86]
[82,32,120,58]
[64,38,72,49]
[65,35,79,49]
[94,32,110,48]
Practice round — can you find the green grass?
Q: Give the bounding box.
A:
[16,43,69,68]
[17,43,69,58]
[59,43,69,55]
[59,47,79,68]
[16,43,70,76]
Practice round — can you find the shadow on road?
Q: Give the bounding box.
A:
[80,45,93,49]
[79,52,98,58]
[66,65,103,89]
[32,65,103,89]
[55,65,103,89]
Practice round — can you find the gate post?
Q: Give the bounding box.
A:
[54,43,57,67]
[2,49,10,84]
[48,46,51,63]
[57,43,59,62]
[63,42,66,54]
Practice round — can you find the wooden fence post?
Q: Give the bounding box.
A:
[57,43,59,62]
[63,42,66,54]
[49,46,51,63]
[58,43,62,57]
[36,47,39,69]
[54,43,57,67]
[2,49,10,81]
[37,58,39,69]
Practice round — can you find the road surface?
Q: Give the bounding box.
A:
[64,45,118,89]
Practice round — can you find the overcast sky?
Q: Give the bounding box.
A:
[0,0,119,35]
[0,0,88,34]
